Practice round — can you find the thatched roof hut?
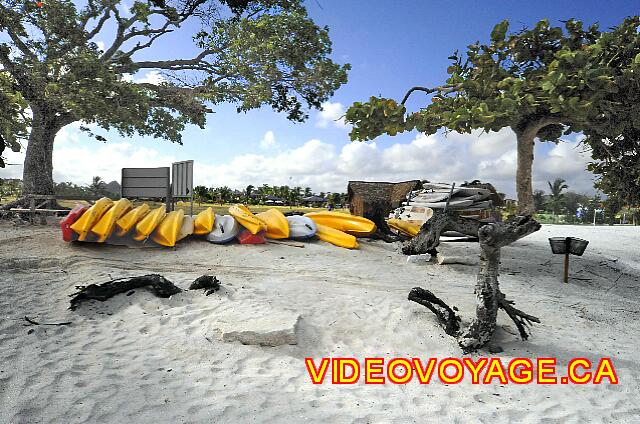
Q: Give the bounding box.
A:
[347,180,421,232]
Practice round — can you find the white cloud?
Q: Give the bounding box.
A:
[316,101,347,129]
[122,71,165,85]
[95,41,106,53]
[259,131,279,149]
[0,128,596,197]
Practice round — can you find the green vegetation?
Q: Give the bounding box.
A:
[0,0,349,197]
[523,178,638,225]
[345,17,640,215]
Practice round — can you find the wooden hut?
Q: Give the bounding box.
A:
[347,180,421,231]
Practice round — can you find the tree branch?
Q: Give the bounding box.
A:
[400,84,461,105]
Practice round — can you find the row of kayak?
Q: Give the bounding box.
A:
[60,198,378,249]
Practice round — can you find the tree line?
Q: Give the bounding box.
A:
[530,178,638,224]
[192,184,347,207]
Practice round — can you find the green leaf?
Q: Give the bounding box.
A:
[490,20,509,42]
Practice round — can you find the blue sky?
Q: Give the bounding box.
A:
[3,0,639,196]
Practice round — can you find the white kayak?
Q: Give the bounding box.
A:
[206,214,241,244]
[286,215,317,240]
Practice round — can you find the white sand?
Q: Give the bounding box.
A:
[1,221,639,423]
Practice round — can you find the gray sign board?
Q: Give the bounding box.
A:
[121,167,171,201]
[171,160,193,198]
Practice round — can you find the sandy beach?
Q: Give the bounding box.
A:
[1,221,639,423]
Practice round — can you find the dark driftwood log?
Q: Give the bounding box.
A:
[69,274,182,310]
[408,215,542,352]
[403,209,483,255]
[189,275,221,295]
[408,287,460,336]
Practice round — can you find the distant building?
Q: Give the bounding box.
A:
[264,195,285,206]
[302,195,327,207]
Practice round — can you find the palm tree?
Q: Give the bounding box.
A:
[89,176,107,197]
[245,184,254,203]
[218,186,233,204]
[193,185,209,206]
[533,189,546,213]
[304,187,312,197]
[546,178,569,220]
[289,186,302,206]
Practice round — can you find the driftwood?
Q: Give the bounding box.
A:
[403,209,483,256]
[435,253,478,266]
[69,274,182,310]
[409,215,541,352]
[189,275,221,295]
[24,316,72,326]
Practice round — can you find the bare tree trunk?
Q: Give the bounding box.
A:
[515,129,535,215]
[409,216,542,352]
[403,209,482,255]
[22,108,62,196]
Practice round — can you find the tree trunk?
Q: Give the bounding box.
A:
[409,216,542,352]
[403,209,483,256]
[515,129,535,215]
[22,108,62,196]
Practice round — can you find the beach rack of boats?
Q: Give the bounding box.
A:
[60,198,377,249]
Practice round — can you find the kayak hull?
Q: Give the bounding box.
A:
[315,224,359,249]
[237,229,267,244]
[193,207,215,235]
[207,214,241,244]
[229,204,267,235]
[177,215,194,242]
[116,204,151,237]
[70,197,114,241]
[61,204,89,242]
[91,198,133,242]
[286,215,317,240]
[256,208,289,239]
[387,218,421,237]
[152,209,185,247]
[133,205,166,241]
[304,211,376,237]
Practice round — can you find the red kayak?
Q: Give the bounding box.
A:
[60,204,89,242]
[237,229,267,244]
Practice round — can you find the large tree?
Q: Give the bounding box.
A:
[0,0,348,201]
[582,18,640,214]
[0,72,29,167]
[344,19,620,214]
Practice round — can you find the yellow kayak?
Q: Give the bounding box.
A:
[152,209,185,247]
[91,198,133,242]
[115,204,150,237]
[256,208,289,239]
[304,211,376,237]
[387,218,422,237]
[193,207,215,235]
[315,224,359,249]
[229,204,267,235]
[70,197,114,241]
[133,205,166,241]
[177,215,194,241]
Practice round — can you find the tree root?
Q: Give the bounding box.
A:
[408,215,542,352]
[497,292,540,340]
[408,287,460,336]
[409,287,540,351]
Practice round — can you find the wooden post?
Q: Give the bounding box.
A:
[29,197,35,225]
[563,253,569,284]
